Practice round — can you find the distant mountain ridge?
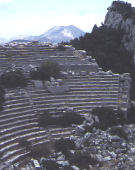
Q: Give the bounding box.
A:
[1,25,85,44]
[25,25,85,43]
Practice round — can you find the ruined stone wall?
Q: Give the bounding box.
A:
[118,73,131,112]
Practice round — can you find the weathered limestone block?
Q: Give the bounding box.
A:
[47,85,70,94]
[74,50,87,58]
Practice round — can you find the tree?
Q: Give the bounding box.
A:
[30,61,61,84]
[91,107,126,130]
[0,70,28,89]
[40,159,59,170]
[69,150,99,169]
[38,110,84,128]
[55,138,76,154]
[70,24,135,99]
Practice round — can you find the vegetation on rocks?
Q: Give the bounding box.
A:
[30,60,61,82]
[70,25,133,74]
[55,138,76,154]
[0,69,28,88]
[68,150,99,169]
[91,107,126,131]
[38,110,84,128]
[110,1,132,20]
[40,159,59,170]
[69,24,135,99]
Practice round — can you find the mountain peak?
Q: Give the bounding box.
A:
[37,25,85,43]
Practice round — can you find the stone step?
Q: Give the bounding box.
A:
[33,98,118,105]
[71,87,119,91]
[3,103,30,109]
[0,118,37,129]
[1,106,33,114]
[69,85,119,88]
[29,90,118,96]
[0,113,36,126]
[0,109,33,119]
[31,94,118,101]
[0,122,38,137]
[0,127,40,143]
[0,128,72,152]
[1,128,73,164]
[5,98,30,105]
[37,103,118,112]
[37,101,118,107]
[67,82,119,85]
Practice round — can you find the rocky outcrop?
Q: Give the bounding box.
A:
[104,1,135,62]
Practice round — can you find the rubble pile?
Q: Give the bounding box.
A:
[38,112,135,169]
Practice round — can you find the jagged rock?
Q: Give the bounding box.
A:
[104,1,135,62]
[57,160,69,166]
[57,154,65,161]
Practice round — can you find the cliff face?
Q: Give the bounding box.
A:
[104,1,135,62]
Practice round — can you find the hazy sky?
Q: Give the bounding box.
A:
[0,0,134,38]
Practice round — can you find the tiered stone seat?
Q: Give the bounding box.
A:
[0,88,75,166]
[27,74,121,115]
[0,45,130,167]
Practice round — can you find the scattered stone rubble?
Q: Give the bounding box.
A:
[20,117,135,169]
[70,120,135,169]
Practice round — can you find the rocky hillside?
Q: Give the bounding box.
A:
[104,1,135,62]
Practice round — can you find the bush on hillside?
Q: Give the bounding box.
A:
[40,159,59,170]
[30,60,61,82]
[55,138,76,154]
[69,150,99,168]
[0,70,28,88]
[127,103,135,124]
[70,25,133,74]
[70,24,135,99]
[91,107,126,130]
[38,110,84,128]
[110,1,132,20]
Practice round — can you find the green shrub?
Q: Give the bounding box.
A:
[91,107,126,130]
[55,138,76,154]
[69,150,99,168]
[41,159,59,170]
[0,70,28,88]
[38,110,84,128]
[111,1,132,20]
[30,61,61,81]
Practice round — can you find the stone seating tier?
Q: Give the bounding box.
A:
[31,94,118,101]
[0,53,130,167]
[1,106,33,114]
[0,113,36,126]
[1,128,74,165]
[0,118,37,129]
[0,109,34,120]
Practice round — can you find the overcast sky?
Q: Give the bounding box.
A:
[0,0,134,38]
